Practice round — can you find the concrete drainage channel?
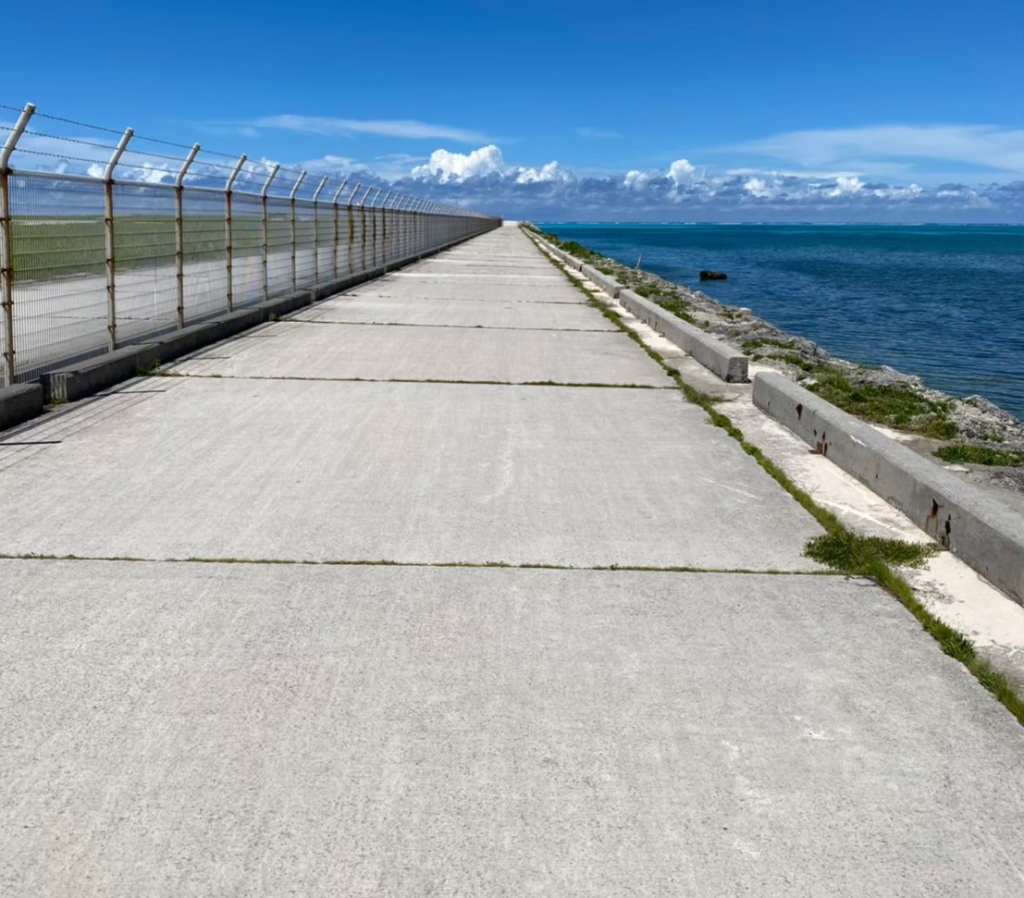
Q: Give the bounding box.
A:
[0,232,490,429]
[526,228,1024,612]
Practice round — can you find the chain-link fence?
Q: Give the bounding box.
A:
[0,103,501,386]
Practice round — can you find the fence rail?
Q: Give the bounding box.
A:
[0,103,500,386]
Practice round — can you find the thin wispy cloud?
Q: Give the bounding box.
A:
[250,114,492,144]
[577,126,621,139]
[720,124,1024,175]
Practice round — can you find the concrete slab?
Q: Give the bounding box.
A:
[2,560,1023,897]
[345,281,587,304]
[0,378,822,568]
[165,321,668,385]
[408,260,558,275]
[389,272,565,283]
[291,294,616,331]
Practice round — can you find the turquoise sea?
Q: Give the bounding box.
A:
[537,223,1024,419]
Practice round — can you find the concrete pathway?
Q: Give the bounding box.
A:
[2,225,1023,896]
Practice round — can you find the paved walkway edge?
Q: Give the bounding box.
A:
[754,371,1024,605]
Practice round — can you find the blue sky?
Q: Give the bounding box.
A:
[3,0,1022,221]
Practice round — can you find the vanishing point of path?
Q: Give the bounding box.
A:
[2,225,1023,895]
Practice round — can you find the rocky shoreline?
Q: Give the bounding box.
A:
[530,226,1024,502]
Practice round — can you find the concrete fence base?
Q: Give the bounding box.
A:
[0,383,44,432]
[753,371,1024,605]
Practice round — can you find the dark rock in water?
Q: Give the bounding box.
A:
[700,270,727,280]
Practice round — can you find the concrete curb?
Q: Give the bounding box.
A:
[0,383,45,432]
[4,226,497,429]
[580,264,622,298]
[617,289,749,383]
[753,371,1024,605]
[525,230,748,383]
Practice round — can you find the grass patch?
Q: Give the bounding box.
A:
[653,297,697,326]
[135,359,161,377]
[742,338,794,353]
[808,369,957,439]
[934,444,1024,467]
[805,530,938,572]
[777,353,816,373]
[11,214,264,282]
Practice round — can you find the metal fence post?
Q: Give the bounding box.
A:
[288,171,306,292]
[0,101,34,386]
[330,179,348,281]
[311,175,328,286]
[370,188,382,268]
[224,154,246,312]
[348,183,360,276]
[260,164,280,301]
[359,186,372,272]
[103,127,133,352]
[174,143,200,329]
[380,192,392,270]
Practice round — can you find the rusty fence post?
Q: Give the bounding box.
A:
[311,175,328,287]
[288,170,306,292]
[260,164,279,302]
[359,186,372,273]
[224,154,246,312]
[0,101,34,385]
[370,188,382,269]
[380,191,392,271]
[347,182,360,278]
[103,127,133,352]
[174,143,200,329]
[330,179,348,281]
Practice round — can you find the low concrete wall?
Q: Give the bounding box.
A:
[753,371,1024,605]
[44,343,162,403]
[617,289,748,383]
[0,383,45,432]
[580,264,622,298]
[526,230,748,383]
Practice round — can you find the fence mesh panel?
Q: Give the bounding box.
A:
[182,188,228,322]
[9,175,107,380]
[2,166,499,387]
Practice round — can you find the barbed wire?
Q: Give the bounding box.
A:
[1,102,471,212]
[2,104,360,184]
[10,148,109,166]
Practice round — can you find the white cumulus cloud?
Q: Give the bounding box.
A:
[744,177,776,198]
[667,158,696,187]
[412,145,506,183]
[823,175,865,197]
[623,170,651,190]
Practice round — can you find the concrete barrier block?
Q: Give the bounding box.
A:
[580,264,622,298]
[753,371,1024,605]
[44,343,161,403]
[264,290,314,317]
[0,383,44,432]
[151,323,225,363]
[618,289,748,383]
[208,308,265,339]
